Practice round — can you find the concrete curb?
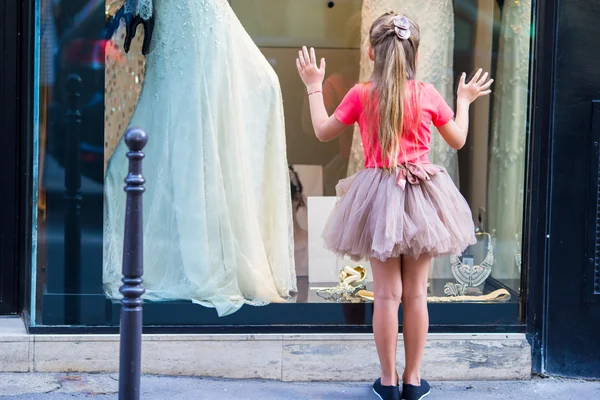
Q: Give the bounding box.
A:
[1,333,530,381]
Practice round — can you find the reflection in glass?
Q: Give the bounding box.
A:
[36,0,106,326]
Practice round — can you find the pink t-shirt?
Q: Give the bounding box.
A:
[334,81,454,168]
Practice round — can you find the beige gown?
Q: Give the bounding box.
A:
[486,0,532,284]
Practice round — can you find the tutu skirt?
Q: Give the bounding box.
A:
[323,163,476,262]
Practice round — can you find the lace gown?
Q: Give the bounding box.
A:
[103,0,297,316]
[486,0,532,281]
[347,0,458,184]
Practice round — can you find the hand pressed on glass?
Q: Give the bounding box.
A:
[295,46,346,142]
[296,46,326,93]
[457,68,494,104]
[437,68,493,150]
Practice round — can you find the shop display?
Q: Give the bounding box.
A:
[30,0,532,330]
[100,0,526,310]
[486,0,532,280]
[448,231,494,295]
[103,0,296,316]
[314,265,368,303]
[313,264,510,304]
[347,0,458,184]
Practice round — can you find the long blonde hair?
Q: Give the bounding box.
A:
[367,13,421,170]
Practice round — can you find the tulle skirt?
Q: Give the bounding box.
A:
[323,163,476,262]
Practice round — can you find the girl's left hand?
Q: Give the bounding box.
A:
[296,46,326,91]
[457,68,493,104]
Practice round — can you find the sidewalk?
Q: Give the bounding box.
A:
[0,373,599,399]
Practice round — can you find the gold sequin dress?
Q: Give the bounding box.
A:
[104,0,146,172]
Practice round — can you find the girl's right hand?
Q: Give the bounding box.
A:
[457,69,493,104]
[296,46,326,92]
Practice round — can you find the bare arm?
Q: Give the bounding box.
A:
[437,98,471,150]
[438,69,493,150]
[297,47,347,142]
[305,85,348,142]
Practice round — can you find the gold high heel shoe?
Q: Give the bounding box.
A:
[315,265,368,302]
[339,265,367,288]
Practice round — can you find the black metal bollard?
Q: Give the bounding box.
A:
[64,74,82,323]
[118,128,148,400]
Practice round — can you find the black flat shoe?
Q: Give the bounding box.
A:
[402,379,431,400]
[373,378,400,400]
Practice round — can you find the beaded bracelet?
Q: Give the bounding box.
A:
[307,90,323,97]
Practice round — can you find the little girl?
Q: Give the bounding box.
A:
[296,12,492,400]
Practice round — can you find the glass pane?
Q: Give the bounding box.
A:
[230,0,362,48]
[32,0,532,326]
[35,0,106,325]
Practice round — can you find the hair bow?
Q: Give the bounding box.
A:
[393,15,411,40]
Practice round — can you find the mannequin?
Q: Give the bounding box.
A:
[486,0,532,283]
[103,0,297,316]
[347,0,458,184]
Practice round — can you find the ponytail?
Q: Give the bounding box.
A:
[367,13,420,172]
[377,39,406,170]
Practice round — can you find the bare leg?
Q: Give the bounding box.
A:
[371,257,402,386]
[401,254,431,386]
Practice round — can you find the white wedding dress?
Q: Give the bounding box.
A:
[487,0,532,283]
[347,0,458,184]
[103,0,297,317]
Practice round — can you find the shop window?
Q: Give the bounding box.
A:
[32,0,532,327]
